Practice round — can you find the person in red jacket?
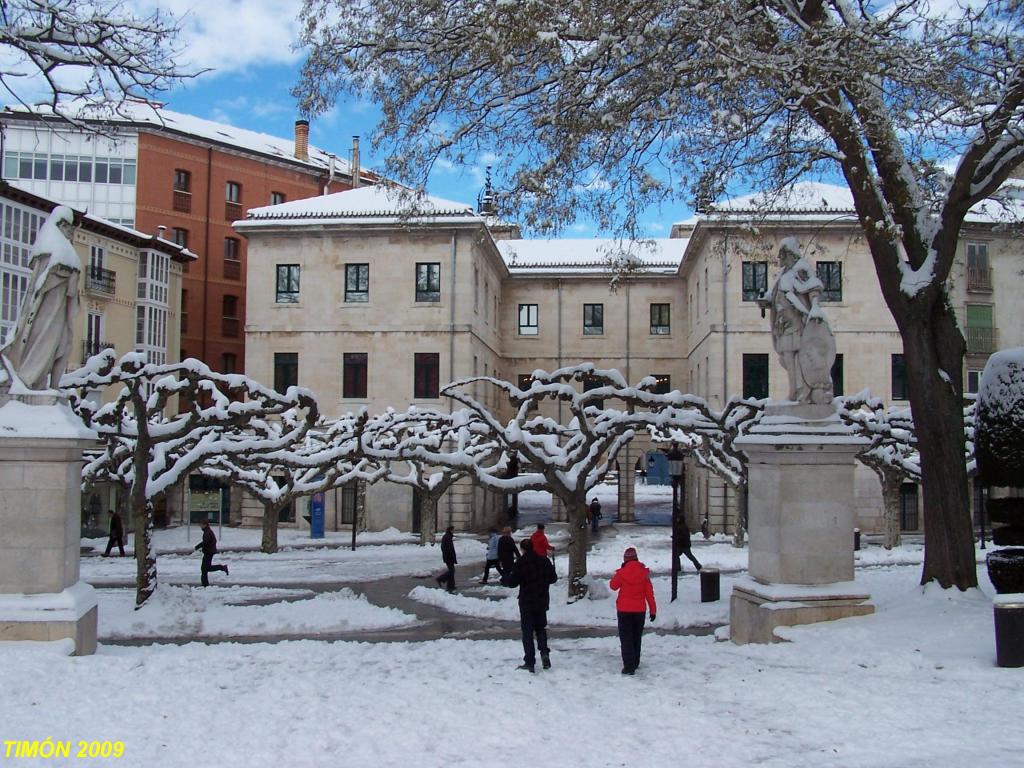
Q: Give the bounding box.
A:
[530,523,554,559]
[609,546,657,675]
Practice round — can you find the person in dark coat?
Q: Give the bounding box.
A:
[673,521,702,573]
[103,509,125,557]
[482,526,501,584]
[194,520,228,586]
[436,525,457,592]
[497,526,520,586]
[506,538,557,672]
[589,498,602,533]
[609,547,657,675]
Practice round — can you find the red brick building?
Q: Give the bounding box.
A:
[1,105,369,373]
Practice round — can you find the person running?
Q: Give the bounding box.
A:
[609,547,656,675]
[497,526,520,586]
[506,538,557,672]
[674,520,702,573]
[482,526,501,583]
[436,525,457,592]
[194,520,229,586]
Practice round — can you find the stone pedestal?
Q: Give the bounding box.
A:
[0,397,98,655]
[730,403,873,643]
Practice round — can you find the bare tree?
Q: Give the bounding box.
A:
[0,0,199,119]
[296,0,1024,589]
[64,352,318,606]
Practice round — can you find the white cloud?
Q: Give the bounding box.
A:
[136,0,304,76]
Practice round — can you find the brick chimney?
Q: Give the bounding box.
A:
[294,119,310,161]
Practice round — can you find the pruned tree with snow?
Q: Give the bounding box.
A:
[201,411,381,554]
[362,407,499,545]
[442,365,644,600]
[1,0,199,119]
[296,0,1024,589]
[63,351,319,606]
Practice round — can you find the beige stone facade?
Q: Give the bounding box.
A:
[236,183,1022,536]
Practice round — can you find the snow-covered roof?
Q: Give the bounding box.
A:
[497,238,686,275]
[237,185,481,227]
[3,103,354,176]
[677,179,1024,226]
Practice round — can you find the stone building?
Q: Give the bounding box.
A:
[234,180,1021,537]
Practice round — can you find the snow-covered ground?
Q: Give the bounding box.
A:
[3,529,1018,767]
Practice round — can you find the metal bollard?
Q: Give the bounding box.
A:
[700,567,720,603]
[994,600,1024,668]
[854,528,861,551]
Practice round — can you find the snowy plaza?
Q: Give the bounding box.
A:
[1,507,1017,768]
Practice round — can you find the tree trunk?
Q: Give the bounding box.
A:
[565,498,589,601]
[419,494,438,546]
[261,500,281,554]
[732,485,747,548]
[879,472,902,550]
[902,304,977,589]
[132,482,156,608]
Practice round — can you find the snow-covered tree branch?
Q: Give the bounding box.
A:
[63,351,319,606]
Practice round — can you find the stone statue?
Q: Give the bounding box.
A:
[758,237,835,404]
[1,206,81,391]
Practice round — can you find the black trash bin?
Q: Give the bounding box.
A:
[854,528,861,551]
[994,600,1024,668]
[700,568,720,603]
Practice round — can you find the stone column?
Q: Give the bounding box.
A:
[730,403,873,644]
[0,397,97,655]
[617,445,636,522]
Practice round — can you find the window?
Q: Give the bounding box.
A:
[816,261,842,302]
[891,354,908,400]
[899,482,919,531]
[831,354,844,397]
[172,228,188,248]
[85,312,103,358]
[518,304,539,335]
[343,353,368,398]
[966,304,995,354]
[414,353,440,398]
[274,353,298,393]
[415,263,441,302]
[743,354,769,399]
[223,295,238,317]
[742,261,768,301]
[345,264,369,302]
[226,181,242,203]
[967,369,983,394]
[224,237,240,261]
[967,242,991,291]
[649,374,671,395]
[340,482,358,525]
[222,295,239,337]
[473,266,479,312]
[583,303,604,335]
[582,375,605,409]
[173,170,191,192]
[270,191,286,206]
[275,264,300,303]
[275,475,296,523]
[221,353,237,375]
[650,303,670,335]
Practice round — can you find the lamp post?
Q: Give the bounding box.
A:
[667,444,685,602]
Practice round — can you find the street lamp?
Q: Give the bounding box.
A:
[667,443,685,602]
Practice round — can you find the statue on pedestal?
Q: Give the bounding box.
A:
[1,206,81,392]
[758,237,835,404]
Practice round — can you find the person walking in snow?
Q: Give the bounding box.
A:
[530,523,554,558]
[194,519,229,587]
[589,498,602,533]
[506,538,557,672]
[482,526,502,583]
[673,520,702,573]
[609,547,657,675]
[436,525,457,592]
[497,526,520,586]
[103,508,125,557]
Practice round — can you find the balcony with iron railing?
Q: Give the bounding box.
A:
[966,325,998,355]
[225,201,243,221]
[82,340,114,363]
[173,190,192,213]
[222,316,240,338]
[85,266,116,296]
[223,258,241,280]
[966,265,993,293]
